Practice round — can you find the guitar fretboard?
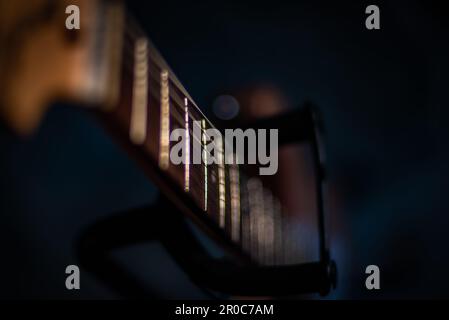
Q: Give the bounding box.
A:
[96,11,307,266]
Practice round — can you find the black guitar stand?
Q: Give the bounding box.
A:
[76,102,337,298]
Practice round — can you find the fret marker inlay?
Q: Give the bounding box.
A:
[129,37,148,145]
[159,70,170,170]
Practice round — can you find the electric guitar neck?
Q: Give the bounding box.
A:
[0,1,334,292]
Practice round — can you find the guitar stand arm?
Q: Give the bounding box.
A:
[77,196,335,297]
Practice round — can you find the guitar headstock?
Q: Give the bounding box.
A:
[0,0,124,135]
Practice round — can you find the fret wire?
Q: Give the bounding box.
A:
[166,101,218,151]
[184,98,190,192]
[217,136,226,229]
[159,69,170,170]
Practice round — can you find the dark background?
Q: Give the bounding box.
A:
[0,0,448,299]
